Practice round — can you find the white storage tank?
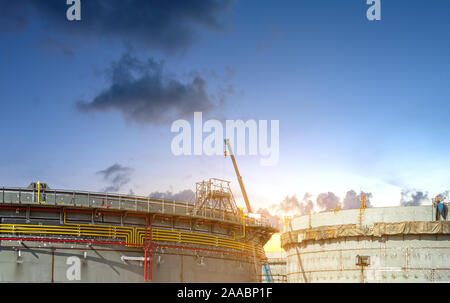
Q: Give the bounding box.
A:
[281,205,450,283]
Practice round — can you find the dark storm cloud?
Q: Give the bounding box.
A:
[97,163,133,192]
[342,190,373,209]
[316,192,340,212]
[149,189,195,203]
[77,53,223,125]
[0,0,233,52]
[400,190,429,206]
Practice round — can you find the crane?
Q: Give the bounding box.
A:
[224,139,252,213]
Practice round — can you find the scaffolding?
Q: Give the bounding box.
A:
[192,178,239,216]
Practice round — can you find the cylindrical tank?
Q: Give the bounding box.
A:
[281,205,450,283]
[0,185,275,282]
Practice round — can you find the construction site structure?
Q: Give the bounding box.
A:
[0,182,276,282]
[224,139,252,213]
[192,178,239,217]
[282,204,450,283]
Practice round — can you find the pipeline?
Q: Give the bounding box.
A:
[0,206,262,254]
[0,237,265,261]
[0,205,265,280]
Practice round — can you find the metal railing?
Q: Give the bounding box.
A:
[0,187,273,228]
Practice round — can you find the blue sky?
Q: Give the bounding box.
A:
[0,0,449,212]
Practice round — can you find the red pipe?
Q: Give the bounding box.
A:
[0,206,262,262]
[144,215,147,281]
[149,216,152,281]
[152,243,262,260]
[0,237,125,245]
[0,237,262,262]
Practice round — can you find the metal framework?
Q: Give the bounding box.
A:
[224,139,253,213]
[192,178,239,216]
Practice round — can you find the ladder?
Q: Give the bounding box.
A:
[262,261,274,283]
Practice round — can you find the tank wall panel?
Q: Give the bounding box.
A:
[0,245,259,283]
[292,205,434,230]
[286,234,450,283]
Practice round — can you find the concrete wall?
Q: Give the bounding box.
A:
[285,205,450,283]
[263,251,287,283]
[0,242,258,282]
[291,205,436,230]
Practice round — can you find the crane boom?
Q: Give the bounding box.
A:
[224,139,252,213]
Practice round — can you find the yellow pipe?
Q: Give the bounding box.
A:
[0,217,264,254]
[0,225,130,237]
[0,226,131,243]
[63,210,135,245]
[146,228,259,252]
[37,181,46,204]
[149,237,259,253]
[0,224,131,236]
[0,225,129,235]
[139,227,254,244]
[0,224,131,242]
[235,207,245,239]
[0,229,128,240]
[136,226,238,241]
[138,229,244,246]
[3,224,257,253]
[150,234,250,248]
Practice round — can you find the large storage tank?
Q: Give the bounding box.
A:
[0,182,275,282]
[281,205,450,283]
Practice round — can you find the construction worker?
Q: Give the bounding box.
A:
[435,196,447,221]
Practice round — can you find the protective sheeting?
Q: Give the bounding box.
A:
[281,221,450,248]
[372,221,450,237]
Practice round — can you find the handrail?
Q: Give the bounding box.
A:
[0,187,274,228]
